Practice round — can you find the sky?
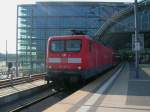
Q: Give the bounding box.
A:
[0,0,135,54]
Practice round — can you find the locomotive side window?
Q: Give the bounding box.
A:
[66,40,81,52]
[51,40,64,52]
[89,41,92,52]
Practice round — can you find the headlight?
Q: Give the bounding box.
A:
[49,66,52,69]
[77,66,82,70]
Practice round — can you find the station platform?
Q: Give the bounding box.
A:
[44,63,150,112]
[0,79,46,106]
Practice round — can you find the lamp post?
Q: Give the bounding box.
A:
[134,0,139,78]
[16,6,19,77]
[6,40,8,67]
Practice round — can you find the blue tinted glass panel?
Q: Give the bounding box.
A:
[18,17,32,28]
[33,18,47,28]
[32,29,46,39]
[33,5,47,16]
[47,17,100,28]
[19,6,33,16]
[47,5,102,16]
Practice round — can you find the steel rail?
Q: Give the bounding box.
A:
[9,89,63,112]
[0,73,45,89]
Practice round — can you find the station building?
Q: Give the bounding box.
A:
[17,2,129,73]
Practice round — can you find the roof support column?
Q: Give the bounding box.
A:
[134,0,139,79]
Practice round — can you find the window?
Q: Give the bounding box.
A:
[66,40,81,52]
[51,40,64,52]
[50,39,81,52]
[89,41,92,52]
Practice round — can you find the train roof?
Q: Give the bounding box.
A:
[48,35,92,41]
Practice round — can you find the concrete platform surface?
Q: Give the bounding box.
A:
[43,63,150,112]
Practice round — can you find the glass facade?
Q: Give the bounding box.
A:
[17,2,128,74]
[108,9,150,33]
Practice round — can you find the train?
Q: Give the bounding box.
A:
[45,35,117,85]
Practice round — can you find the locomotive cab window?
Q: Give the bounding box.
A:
[51,40,64,52]
[66,40,81,52]
[50,39,81,52]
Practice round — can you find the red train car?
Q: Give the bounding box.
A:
[45,35,116,84]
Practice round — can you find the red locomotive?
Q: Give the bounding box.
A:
[45,35,116,84]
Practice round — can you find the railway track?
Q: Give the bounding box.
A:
[0,81,74,112]
[0,73,45,89]
[9,88,64,112]
[10,64,122,112]
[0,64,122,112]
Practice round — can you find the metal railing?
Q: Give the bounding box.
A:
[95,1,150,39]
